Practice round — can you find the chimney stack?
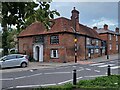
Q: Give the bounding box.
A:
[115,27,119,33]
[104,24,108,30]
[71,7,79,22]
[71,7,79,31]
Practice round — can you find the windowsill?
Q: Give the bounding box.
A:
[50,57,59,59]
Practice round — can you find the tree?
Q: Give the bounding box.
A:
[1,1,60,55]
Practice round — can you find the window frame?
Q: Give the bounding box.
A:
[109,34,112,40]
[116,35,118,41]
[86,38,90,45]
[109,44,112,50]
[50,35,59,44]
[50,49,59,59]
[116,44,118,50]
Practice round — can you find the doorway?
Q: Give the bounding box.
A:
[33,44,43,62]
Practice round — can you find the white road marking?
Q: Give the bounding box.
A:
[15,76,27,80]
[58,77,83,85]
[0,78,13,81]
[73,66,77,68]
[85,68,91,71]
[44,72,71,75]
[15,73,42,80]
[63,67,69,69]
[16,84,56,88]
[90,63,105,66]
[98,64,115,67]
[84,75,105,78]
[77,68,84,72]
[27,73,42,78]
[79,67,83,68]
[111,66,120,69]
[94,70,100,73]
[58,79,72,85]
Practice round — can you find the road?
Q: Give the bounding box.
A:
[1,59,119,90]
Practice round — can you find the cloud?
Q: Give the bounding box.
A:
[88,17,118,30]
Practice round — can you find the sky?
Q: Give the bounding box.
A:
[50,2,119,31]
[0,1,119,31]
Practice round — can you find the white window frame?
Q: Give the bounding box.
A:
[116,44,118,50]
[86,38,90,45]
[91,49,94,54]
[109,34,112,40]
[51,49,59,58]
[109,44,112,50]
[95,49,99,53]
[116,35,118,41]
[96,40,99,46]
[102,48,105,54]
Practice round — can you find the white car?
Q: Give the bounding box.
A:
[0,54,29,68]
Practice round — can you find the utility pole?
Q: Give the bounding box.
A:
[74,16,77,63]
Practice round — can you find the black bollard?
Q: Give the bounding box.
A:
[107,65,111,76]
[73,69,77,85]
[107,55,109,59]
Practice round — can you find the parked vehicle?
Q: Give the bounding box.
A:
[0,54,29,68]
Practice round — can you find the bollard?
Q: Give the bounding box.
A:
[107,55,109,59]
[73,69,77,85]
[107,65,111,76]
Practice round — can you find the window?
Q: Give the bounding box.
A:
[50,35,59,44]
[16,55,24,58]
[86,38,90,45]
[116,35,118,41]
[109,34,112,40]
[5,55,16,60]
[102,48,105,54]
[51,49,58,58]
[95,49,99,53]
[91,49,94,54]
[109,44,112,50]
[116,44,118,50]
[96,40,99,46]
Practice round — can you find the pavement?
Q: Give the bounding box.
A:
[0,54,119,73]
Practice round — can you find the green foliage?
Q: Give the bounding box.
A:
[33,83,73,90]
[1,1,60,55]
[32,75,119,90]
[77,75,119,88]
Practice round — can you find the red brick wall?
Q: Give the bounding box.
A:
[18,33,105,62]
[18,37,33,56]
[99,33,118,55]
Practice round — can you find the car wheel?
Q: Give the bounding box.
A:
[21,62,27,68]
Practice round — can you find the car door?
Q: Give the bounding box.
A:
[2,55,17,68]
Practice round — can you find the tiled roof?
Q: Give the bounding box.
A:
[18,17,100,39]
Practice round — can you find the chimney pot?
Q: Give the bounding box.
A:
[104,24,108,30]
[93,26,97,30]
[115,27,119,33]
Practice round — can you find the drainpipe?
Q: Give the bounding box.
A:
[85,36,87,60]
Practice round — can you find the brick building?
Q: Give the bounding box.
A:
[18,7,105,62]
[94,24,120,57]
